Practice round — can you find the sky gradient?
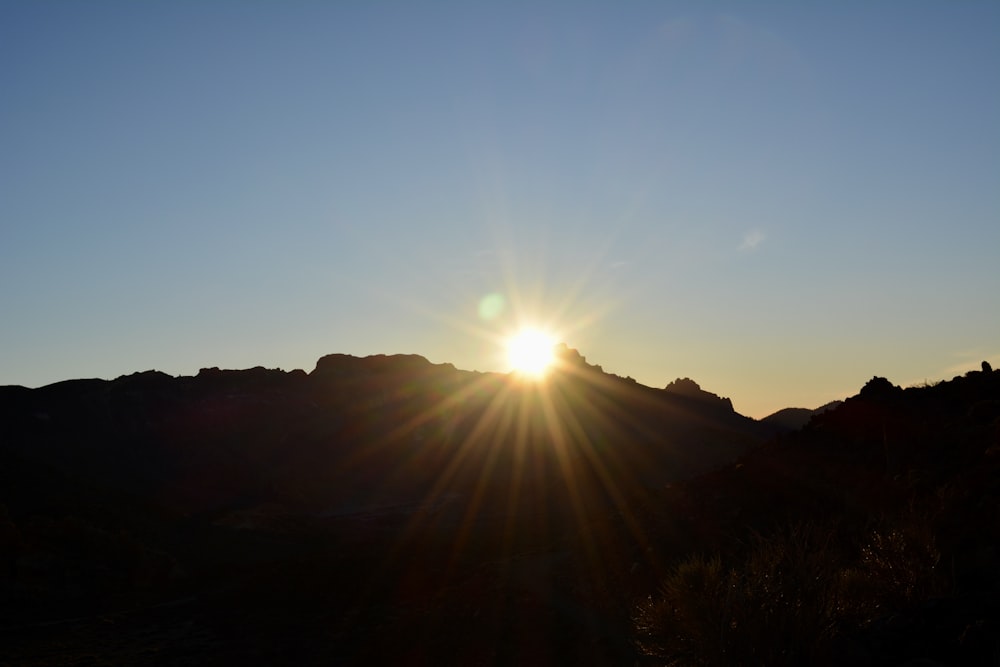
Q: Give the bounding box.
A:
[2,1,998,418]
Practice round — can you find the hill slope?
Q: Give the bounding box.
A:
[635,367,1000,665]
[0,349,768,664]
[761,399,844,431]
[4,355,997,664]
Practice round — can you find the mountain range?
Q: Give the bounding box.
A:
[1,351,997,664]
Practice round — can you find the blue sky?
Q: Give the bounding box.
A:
[2,1,998,417]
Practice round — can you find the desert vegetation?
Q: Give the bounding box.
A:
[632,369,1000,665]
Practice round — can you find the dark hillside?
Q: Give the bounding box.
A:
[0,350,767,665]
[635,367,1000,665]
[4,355,997,664]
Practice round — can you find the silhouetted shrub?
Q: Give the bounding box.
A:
[633,523,842,665]
[839,507,945,619]
[634,512,948,666]
[861,524,940,599]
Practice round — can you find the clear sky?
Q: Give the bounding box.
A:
[2,1,998,418]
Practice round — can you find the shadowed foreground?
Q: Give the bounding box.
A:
[1,353,998,664]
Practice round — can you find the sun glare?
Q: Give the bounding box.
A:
[506,328,557,378]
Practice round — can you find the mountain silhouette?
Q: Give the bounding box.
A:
[1,353,998,664]
[1,351,767,517]
[761,399,844,431]
[636,367,1000,665]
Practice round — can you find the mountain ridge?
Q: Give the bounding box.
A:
[761,399,844,431]
[2,353,998,664]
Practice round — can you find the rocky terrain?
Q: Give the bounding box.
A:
[0,347,768,664]
[1,353,997,664]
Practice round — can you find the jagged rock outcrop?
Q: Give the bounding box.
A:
[662,377,735,413]
[858,375,903,400]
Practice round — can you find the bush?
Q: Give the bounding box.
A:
[633,514,947,665]
[633,523,841,665]
[838,507,944,624]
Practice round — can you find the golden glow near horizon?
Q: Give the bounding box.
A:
[506,328,557,378]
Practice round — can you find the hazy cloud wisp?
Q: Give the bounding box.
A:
[740,229,766,252]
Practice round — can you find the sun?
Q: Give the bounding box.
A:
[506,328,557,378]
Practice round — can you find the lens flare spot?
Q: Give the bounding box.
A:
[478,293,506,321]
